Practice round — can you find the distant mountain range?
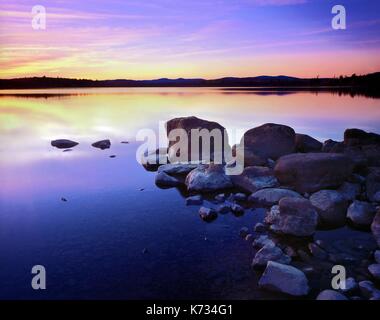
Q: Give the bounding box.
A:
[0,72,379,92]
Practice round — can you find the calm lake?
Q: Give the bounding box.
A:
[0,88,379,299]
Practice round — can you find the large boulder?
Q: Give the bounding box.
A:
[268,197,319,237]
[51,139,78,149]
[274,153,354,193]
[295,133,322,153]
[371,209,380,247]
[366,167,380,202]
[322,139,343,153]
[347,200,376,227]
[252,243,291,268]
[231,166,278,193]
[248,188,302,206]
[185,164,233,192]
[310,190,349,227]
[241,123,296,161]
[344,128,380,147]
[316,290,348,300]
[258,261,309,296]
[166,116,229,163]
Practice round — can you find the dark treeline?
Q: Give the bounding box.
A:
[0,72,379,97]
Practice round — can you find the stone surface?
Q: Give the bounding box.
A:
[231,203,244,215]
[258,261,309,296]
[295,133,322,153]
[310,190,349,227]
[308,243,328,260]
[358,280,379,298]
[337,182,361,201]
[252,235,275,249]
[233,193,247,201]
[241,123,296,160]
[158,163,198,175]
[252,243,291,268]
[248,188,302,206]
[185,195,203,206]
[51,139,78,149]
[155,171,183,188]
[92,139,111,150]
[269,197,319,237]
[347,200,376,227]
[231,166,279,193]
[316,290,348,300]
[366,167,380,202]
[254,223,267,233]
[344,128,380,147]
[198,207,217,222]
[216,203,231,214]
[141,148,168,171]
[368,264,380,280]
[185,164,233,192]
[265,205,280,224]
[274,153,354,193]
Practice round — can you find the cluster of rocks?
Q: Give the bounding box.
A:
[145,116,380,299]
[51,139,112,150]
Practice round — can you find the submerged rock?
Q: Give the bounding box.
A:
[198,207,217,222]
[92,139,111,150]
[241,123,296,160]
[274,153,354,193]
[252,243,291,268]
[258,261,309,296]
[216,203,231,214]
[347,200,376,227]
[239,227,249,238]
[269,197,318,237]
[51,139,78,149]
[231,203,244,215]
[185,164,233,192]
[316,290,348,300]
[231,166,278,193]
[310,190,348,227]
[295,133,322,153]
[248,188,302,206]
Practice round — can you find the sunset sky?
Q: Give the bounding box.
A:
[1,0,379,79]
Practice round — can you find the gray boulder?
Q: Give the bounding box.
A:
[310,190,349,227]
[241,123,296,160]
[248,188,302,206]
[185,164,233,192]
[269,197,318,237]
[51,139,78,149]
[252,243,291,268]
[295,133,322,153]
[258,261,309,296]
[347,200,376,227]
[231,166,279,193]
[274,153,354,193]
[92,139,111,150]
[316,290,348,300]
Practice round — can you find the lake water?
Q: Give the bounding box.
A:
[0,88,379,299]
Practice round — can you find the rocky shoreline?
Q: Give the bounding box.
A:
[145,116,380,300]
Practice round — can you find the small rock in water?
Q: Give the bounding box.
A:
[245,234,253,241]
[92,139,111,150]
[109,155,116,158]
[253,235,275,249]
[139,188,145,191]
[231,203,244,215]
[254,222,266,233]
[316,290,348,300]
[51,139,79,149]
[63,149,72,152]
[185,195,203,206]
[234,193,247,201]
[199,207,217,222]
[216,203,231,214]
[215,193,225,203]
[252,243,291,268]
[239,227,249,238]
[258,261,309,296]
[61,197,67,202]
[142,248,148,254]
[368,264,380,281]
[121,141,129,144]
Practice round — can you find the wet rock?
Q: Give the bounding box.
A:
[185,195,203,206]
[248,188,302,206]
[310,190,349,227]
[166,116,229,162]
[231,203,244,215]
[347,200,376,227]
[275,153,354,194]
[233,193,247,201]
[61,197,67,202]
[338,182,361,201]
[269,197,318,237]
[155,171,183,188]
[199,207,217,222]
[239,227,249,238]
[254,223,267,233]
[252,243,291,268]
[109,155,116,158]
[316,290,348,300]
[367,167,380,202]
[258,261,309,296]
[231,166,278,193]
[295,133,322,153]
[241,123,296,160]
[308,243,328,260]
[253,235,274,249]
[158,163,198,175]
[185,164,233,192]
[371,209,380,247]
[216,203,231,214]
[51,139,78,149]
[92,139,111,150]
[368,264,380,280]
